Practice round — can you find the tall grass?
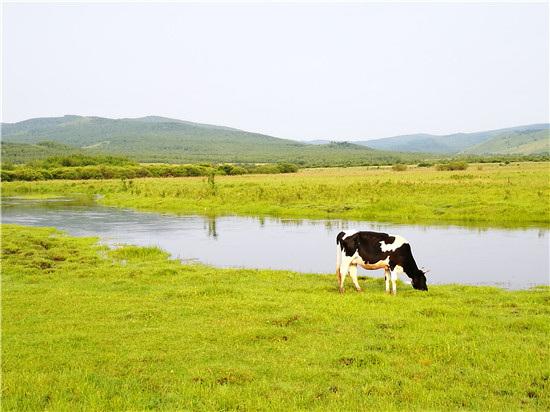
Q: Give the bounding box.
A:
[3,162,549,226]
[2,224,549,410]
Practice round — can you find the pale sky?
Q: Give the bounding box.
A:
[1,1,549,141]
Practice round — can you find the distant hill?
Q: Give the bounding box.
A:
[1,115,299,151]
[353,125,549,154]
[1,115,433,166]
[3,115,545,165]
[300,139,331,145]
[1,115,305,163]
[461,129,549,155]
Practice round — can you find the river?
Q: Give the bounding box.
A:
[1,194,548,290]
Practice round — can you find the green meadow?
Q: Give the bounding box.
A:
[2,225,549,411]
[3,161,549,226]
[2,162,549,410]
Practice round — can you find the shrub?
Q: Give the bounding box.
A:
[230,166,248,175]
[113,166,137,179]
[436,161,469,171]
[185,165,211,177]
[132,167,152,178]
[217,164,235,175]
[39,154,138,169]
[77,166,104,180]
[392,163,407,172]
[169,165,191,177]
[10,168,47,181]
[147,165,172,178]
[253,165,280,174]
[51,168,80,180]
[0,160,297,181]
[1,170,13,181]
[277,163,299,173]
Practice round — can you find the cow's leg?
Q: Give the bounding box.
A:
[384,268,391,294]
[338,256,352,293]
[349,263,362,292]
[338,270,347,293]
[337,267,346,293]
[391,270,398,296]
[338,264,348,293]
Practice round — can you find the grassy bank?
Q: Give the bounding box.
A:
[2,162,549,226]
[2,224,549,411]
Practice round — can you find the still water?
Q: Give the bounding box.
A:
[1,194,548,290]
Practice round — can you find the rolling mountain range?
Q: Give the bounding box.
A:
[1,115,548,165]
[0,115,409,165]
[305,124,549,155]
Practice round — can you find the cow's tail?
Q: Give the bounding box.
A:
[336,241,340,275]
[336,234,342,280]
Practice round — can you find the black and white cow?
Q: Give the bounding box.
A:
[336,230,428,295]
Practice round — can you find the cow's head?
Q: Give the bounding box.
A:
[410,268,428,291]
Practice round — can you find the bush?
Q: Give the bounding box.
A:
[77,166,104,180]
[169,165,191,177]
[51,168,80,180]
[252,165,280,174]
[111,166,137,179]
[39,154,138,169]
[132,167,152,178]
[147,165,172,178]
[10,168,47,181]
[230,166,248,175]
[1,170,13,181]
[217,164,234,175]
[392,163,407,172]
[185,165,212,177]
[436,161,469,171]
[0,161,297,181]
[277,163,299,173]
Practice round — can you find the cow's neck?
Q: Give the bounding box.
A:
[403,257,420,277]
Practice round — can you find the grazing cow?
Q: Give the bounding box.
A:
[336,230,428,295]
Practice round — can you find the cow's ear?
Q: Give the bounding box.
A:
[421,267,430,274]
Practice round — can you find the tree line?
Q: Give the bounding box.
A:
[0,154,299,182]
[1,153,548,182]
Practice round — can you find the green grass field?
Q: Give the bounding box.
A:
[3,162,549,226]
[2,225,549,411]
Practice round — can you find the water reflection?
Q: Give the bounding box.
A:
[1,194,548,290]
[206,217,218,239]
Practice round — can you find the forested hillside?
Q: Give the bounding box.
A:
[1,115,304,153]
[1,141,86,164]
[1,116,440,166]
[2,116,547,165]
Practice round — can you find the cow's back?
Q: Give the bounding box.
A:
[338,230,410,263]
[337,230,360,256]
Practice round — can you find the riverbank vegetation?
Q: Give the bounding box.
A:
[2,224,548,411]
[3,161,549,226]
[0,154,299,181]
[1,152,546,182]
